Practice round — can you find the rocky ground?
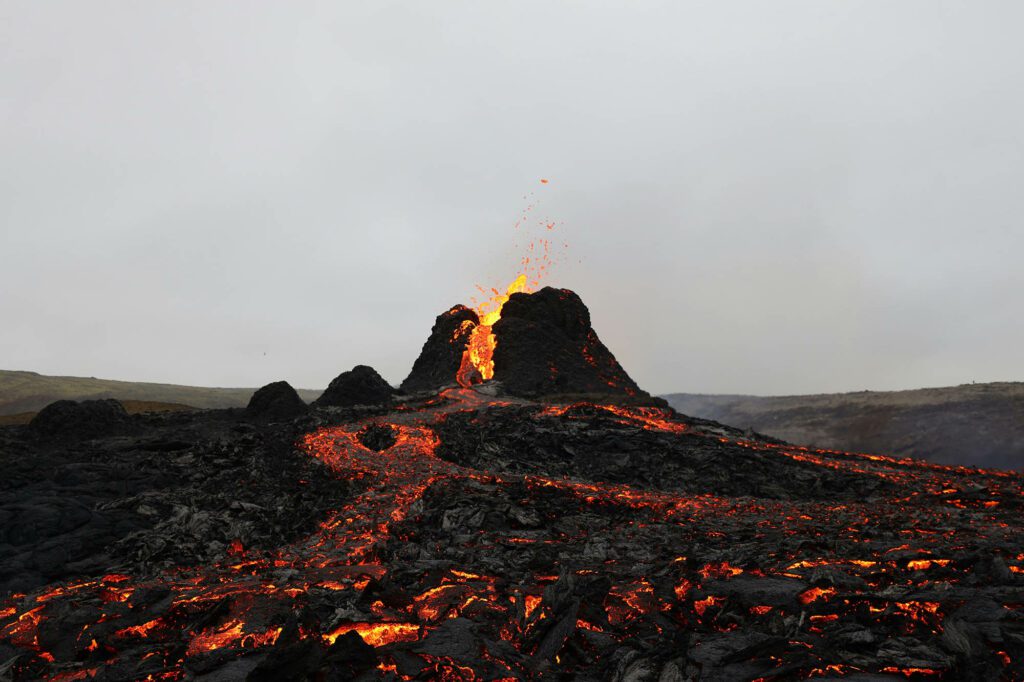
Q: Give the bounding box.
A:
[1,383,1022,681]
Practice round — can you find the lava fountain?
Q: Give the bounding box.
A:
[455,274,529,387]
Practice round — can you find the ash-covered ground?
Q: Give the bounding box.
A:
[1,383,1022,681]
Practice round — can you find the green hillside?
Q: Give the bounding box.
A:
[0,370,322,416]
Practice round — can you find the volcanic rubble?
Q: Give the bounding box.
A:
[2,289,1023,681]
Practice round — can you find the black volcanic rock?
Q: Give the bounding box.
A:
[1,407,347,596]
[246,381,307,420]
[435,404,888,501]
[314,365,397,408]
[493,287,646,398]
[401,305,478,393]
[28,399,127,439]
[4,386,1024,680]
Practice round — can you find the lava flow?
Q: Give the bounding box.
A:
[456,274,528,387]
[2,381,1023,680]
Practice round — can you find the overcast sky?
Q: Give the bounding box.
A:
[2,2,1023,396]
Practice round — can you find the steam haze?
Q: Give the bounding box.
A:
[2,2,1023,396]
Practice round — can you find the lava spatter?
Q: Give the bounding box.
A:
[456,274,529,387]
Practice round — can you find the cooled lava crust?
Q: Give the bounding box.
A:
[1,389,1023,681]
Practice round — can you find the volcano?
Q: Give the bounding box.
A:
[403,286,654,402]
[1,287,1022,681]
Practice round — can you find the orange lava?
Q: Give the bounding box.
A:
[455,203,566,387]
[456,274,529,386]
[185,620,281,655]
[324,622,421,647]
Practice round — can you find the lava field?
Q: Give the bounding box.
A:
[2,286,1023,681]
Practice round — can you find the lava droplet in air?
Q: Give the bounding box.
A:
[456,274,528,386]
[455,187,565,387]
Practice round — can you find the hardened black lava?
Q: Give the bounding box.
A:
[1,383,1022,681]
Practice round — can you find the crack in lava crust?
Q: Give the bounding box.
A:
[2,388,1023,680]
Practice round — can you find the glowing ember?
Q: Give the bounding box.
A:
[798,586,837,605]
[324,622,422,647]
[907,558,950,570]
[186,620,281,655]
[114,618,163,639]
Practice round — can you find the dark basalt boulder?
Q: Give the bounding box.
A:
[492,287,647,398]
[314,365,397,408]
[28,399,127,439]
[247,381,307,420]
[401,305,478,393]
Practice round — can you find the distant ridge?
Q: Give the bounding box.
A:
[663,382,1024,470]
[0,370,322,416]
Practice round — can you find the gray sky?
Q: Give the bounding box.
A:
[2,2,1023,396]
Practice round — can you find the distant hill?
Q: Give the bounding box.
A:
[0,400,197,426]
[663,382,1024,470]
[0,370,322,417]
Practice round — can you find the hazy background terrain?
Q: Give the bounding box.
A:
[666,383,1024,470]
[3,3,1024,397]
[0,369,321,422]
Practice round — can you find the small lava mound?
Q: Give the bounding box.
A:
[314,365,399,408]
[28,398,128,439]
[246,380,308,420]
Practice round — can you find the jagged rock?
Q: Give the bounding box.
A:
[0,407,345,595]
[413,617,481,661]
[246,621,322,682]
[314,365,397,408]
[322,631,377,680]
[434,404,892,501]
[246,381,307,421]
[686,632,789,680]
[28,399,127,439]
[401,306,478,393]
[699,576,806,607]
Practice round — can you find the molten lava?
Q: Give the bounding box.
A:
[456,273,529,386]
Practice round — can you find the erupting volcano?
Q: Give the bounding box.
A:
[404,278,650,401]
[455,274,528,388]
[1,280,1023,680]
